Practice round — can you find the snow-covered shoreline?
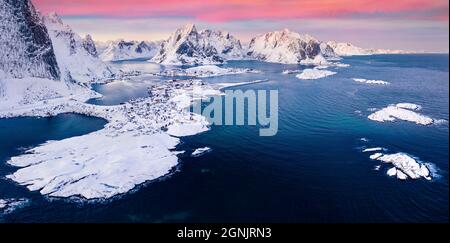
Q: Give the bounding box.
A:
[1,77,263,200]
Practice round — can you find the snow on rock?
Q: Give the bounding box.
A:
[99,39,160,62]
[326,41,370,56]
[247,29,333,65]
[353,78,390,85]
[296,68,336,80]
[0,0,60,80]
[282,70,302,75]
[159,65,259,78]
[191,147,212,157]
[369,153,384,160]
[386,167,398,177]
[43,12,115,83]
[7,132,181,199]
[360,137,370,142]
[367,150,434,181]
[376,153,432,180]
[151,24,245,65]
[327,41,412,56]
[395,103,422,110]
[363,147,385,152]
[368,103,433,125]
[0,198,30,214]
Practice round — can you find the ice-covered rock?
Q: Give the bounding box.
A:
[296,68,336,80]
[151,24,245,65]
[369,153,384,160]
[353,78,390,85]
[0,198,30,214]
[99,39,160,62]
[368,103,433,125]
[0,0,60,80]
[363,147,385,152]
[282,70,302,75]
[375,153,431,180]
[247,29,332,64]
[43,12,115,83]
[395,103,422,110]
[191,147,212,157]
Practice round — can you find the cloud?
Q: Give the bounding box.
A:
[33,0,449,22]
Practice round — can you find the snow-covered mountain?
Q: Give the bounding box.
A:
[326,41,371,56]
[0,1,100,110]
[98,39,160,62]
[151,24,245,65]
[199,29,246,60]
[327,41,412,56]
[43,12,114,83]
[247,29,334,64]
[0,0,60,80]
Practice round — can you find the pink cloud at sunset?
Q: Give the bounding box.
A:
[33,0,448,22]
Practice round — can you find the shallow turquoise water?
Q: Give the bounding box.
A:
[0,54,448,222]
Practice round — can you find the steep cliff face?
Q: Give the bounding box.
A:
[0,0,60,80]
[43,12,114,83]
[82,34,98,57]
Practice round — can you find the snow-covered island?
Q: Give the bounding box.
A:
[368,103,434,125]
[191,147,212,157]
[296,68,337,80]
[353,78,390,85]
[368,152,433,181]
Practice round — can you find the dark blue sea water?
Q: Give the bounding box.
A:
[0,54,448,222]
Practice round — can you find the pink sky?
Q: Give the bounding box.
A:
[33,0,448,21]
[32,0,449,52]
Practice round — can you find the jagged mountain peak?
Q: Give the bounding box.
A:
[151,24,245,65]
[46,12,63,25]
[98,39,159,62]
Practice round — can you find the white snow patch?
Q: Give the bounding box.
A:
[360,137,370,142]
[296,68,336,80]
[395,103,422,110]
[368,103,433,125]
[369,153,384,160]
[363,147,385,152]
[191,147,212,157]
[353,78,390,85]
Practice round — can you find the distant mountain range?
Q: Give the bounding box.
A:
[1,0,417,85]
